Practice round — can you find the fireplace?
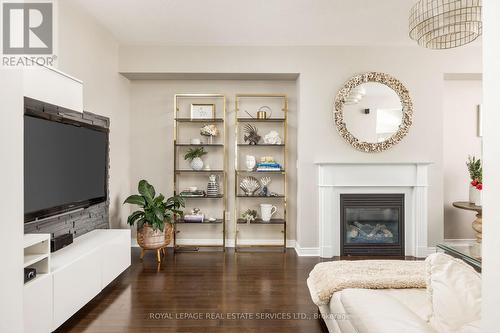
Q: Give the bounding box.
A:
[317,163,430,258]
[340,194,404,256]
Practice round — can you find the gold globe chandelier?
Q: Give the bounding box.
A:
[409,0,482,49]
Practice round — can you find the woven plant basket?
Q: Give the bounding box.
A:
[137,223,173,250]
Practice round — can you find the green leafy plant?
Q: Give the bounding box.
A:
[466,156,483,190]
[123,180,184,231]
[184,147,207,162]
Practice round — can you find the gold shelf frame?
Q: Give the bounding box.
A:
[173,94,227,252]
[234,93,288,253]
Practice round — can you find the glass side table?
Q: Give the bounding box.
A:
[436,242,481,272]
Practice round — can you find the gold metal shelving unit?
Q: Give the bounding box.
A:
[234,94,288,252]
[173,94,227,252]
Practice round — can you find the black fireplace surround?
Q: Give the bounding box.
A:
[341,194,404,256]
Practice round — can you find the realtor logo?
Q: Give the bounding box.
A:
[2,2,53,54]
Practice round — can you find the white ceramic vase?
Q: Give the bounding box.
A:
[469,185,482,206]
[190,157,204,171]
[474,190,482,206]
[468,185,475,203]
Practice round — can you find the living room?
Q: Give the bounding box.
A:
[1,1,499,332]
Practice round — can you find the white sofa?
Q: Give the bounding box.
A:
[316,253,481,333]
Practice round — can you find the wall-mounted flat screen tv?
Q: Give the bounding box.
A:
[24,110,108,222]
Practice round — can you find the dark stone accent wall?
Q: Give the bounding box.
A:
[23,97,110,239]
[24,202,109,237]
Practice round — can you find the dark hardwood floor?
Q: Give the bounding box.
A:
[55,248,327,333]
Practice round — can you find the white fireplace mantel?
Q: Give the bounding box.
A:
[316,162,432,258]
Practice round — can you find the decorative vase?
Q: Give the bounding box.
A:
[474,190,482,206]
[208,136,213,144]
[469,185,475,203]
[207,174,220,197]
[190,157,204,170]
[469,186,482,206]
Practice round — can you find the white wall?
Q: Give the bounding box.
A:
[0,70,24,332]
[129,80,297,244]
[57,1,131,229]
[443,79,482,239]
[120,45,481,250]
[482,0,500,331]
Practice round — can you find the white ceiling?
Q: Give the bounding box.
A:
[67,0,420,46]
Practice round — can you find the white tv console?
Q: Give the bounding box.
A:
[23,229,131,333]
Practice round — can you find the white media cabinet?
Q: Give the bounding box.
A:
[23,229,131,333]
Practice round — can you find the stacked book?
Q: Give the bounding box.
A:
[179,189,206,198]
[256,162,282,172]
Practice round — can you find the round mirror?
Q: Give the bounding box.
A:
[334,72,413,152]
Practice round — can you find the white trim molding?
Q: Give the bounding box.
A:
[131,238,296,248]
[294,243,320,256]
[316,162,432,258]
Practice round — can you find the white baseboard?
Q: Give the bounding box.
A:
[294,242,320,256]
[417,246,436,258]
[132,238,435,257]
[131,238,296,248]
[229,239,295,248]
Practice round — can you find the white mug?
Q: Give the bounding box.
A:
[191,138,201,145]
[260,204,277,222]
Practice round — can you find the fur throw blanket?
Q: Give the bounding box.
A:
[307,260,426,306]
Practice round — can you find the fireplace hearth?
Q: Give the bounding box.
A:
[341,194,404,256]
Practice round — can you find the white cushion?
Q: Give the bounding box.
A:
[335,288,438,333]
[425,253,481,333]
[378,288,432,322]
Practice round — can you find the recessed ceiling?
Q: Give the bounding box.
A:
[67,0,421,46]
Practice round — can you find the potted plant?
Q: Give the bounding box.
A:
[124,180,184,249]
[466,156,483,206]
[184,147,207,171]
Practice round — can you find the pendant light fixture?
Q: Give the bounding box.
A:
[409,0,482,49]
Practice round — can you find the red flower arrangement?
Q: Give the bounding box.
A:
[467,156,483,191]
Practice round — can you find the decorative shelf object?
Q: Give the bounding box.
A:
[176,218,224,224]
[234,93,288,252]
[173,94,227,252]
[180,194,224,199]
[237,218,286,224]
[236,169,286,174]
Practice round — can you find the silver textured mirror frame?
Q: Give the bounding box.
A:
[334,72,413,153]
